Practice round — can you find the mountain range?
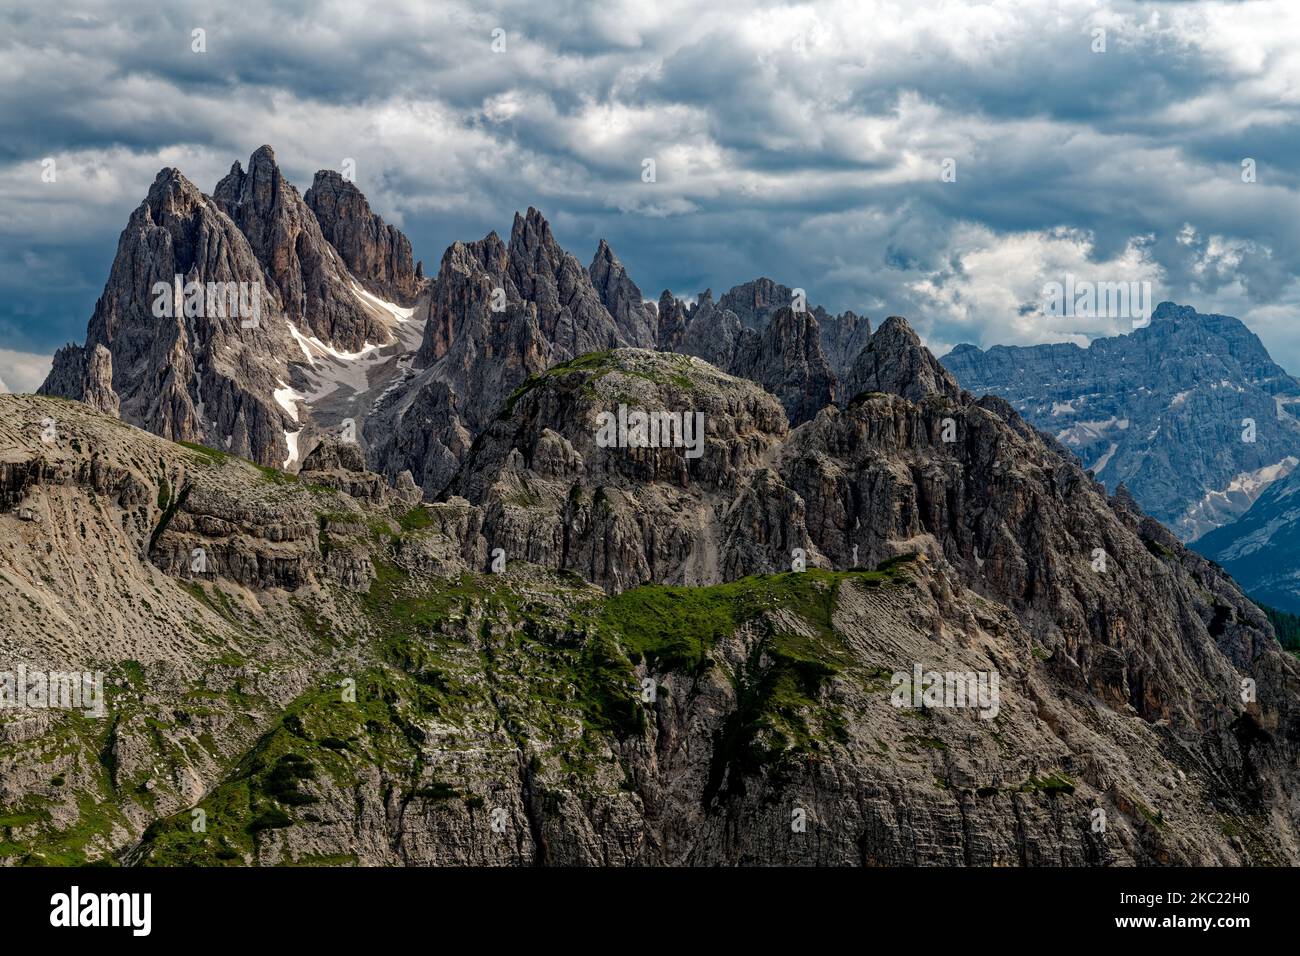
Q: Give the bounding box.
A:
[5,147,1299,866]
[942,304,1300,542]
[942,306,1300,617]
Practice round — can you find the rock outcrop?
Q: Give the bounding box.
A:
[444,348,789,589]
[728,307,837,424]
[664,281,862,424]
[39,342,119,417]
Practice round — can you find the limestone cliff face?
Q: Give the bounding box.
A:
[304,170,425,305]
[655,289,688,352]
[40,343,118,417]
[728,307,837,425]
[214,146,393,353]
[845,315,961,404]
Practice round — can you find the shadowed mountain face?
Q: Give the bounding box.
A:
[942,303,1300,541]
[588,238,657,349]
[1195,465,1300,613]
[19,148,1300,867]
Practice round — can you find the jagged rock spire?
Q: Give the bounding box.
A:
[588,238,656,348]
[305,169,425,305]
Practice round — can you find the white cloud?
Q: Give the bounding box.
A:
[0,349,52,394]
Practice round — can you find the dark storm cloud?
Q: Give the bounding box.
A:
[3,0,1300,391]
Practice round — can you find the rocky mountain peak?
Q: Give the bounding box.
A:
[412,230,518,371]
[500,206,626,358]
[727,305,836,424]
[588,238,657,348]
[1151,300,1196,324]
[701,276,871,383]
[847,314,960,403]
[383,211,634,499]
[656,289,688,351]
[40,146,439,472]
[145,166,204,209]
[717,277,787,330]
[40,154,300,465]
[304,169,425,305]
[214,146,392,353]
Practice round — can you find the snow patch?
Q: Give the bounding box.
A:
[1089,442,1118,475]
[1055,417,1128,446]
[273,380,306,423]
[1179,456,1299,541]
[283,429,303,470]
[350,283,416,323]
[287,322,380,363]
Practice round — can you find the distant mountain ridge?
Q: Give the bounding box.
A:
[1195,461,1300,613]
[941,302,1300,540]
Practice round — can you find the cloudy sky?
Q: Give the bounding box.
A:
[3,0,1300,391]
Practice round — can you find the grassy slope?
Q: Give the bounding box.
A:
[128,559,915,865]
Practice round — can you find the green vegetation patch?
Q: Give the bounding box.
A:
[1018,772,1076,796]
[1256,600,1300,651]
[178,441,232,467]
[138,669,424,865]
[397,505,435,532]
[599,565,907,673]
